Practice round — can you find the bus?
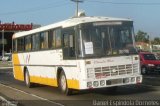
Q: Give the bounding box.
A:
[12,16,142,95]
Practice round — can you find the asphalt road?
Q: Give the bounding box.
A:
[0,68,160,106]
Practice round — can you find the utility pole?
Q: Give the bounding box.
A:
[71,0,83,17]
[148,35,152,53]
[2,29,4,58]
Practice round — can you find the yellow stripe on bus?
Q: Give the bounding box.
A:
[67,79,79,89]
[30,76,58,87]
[30,76,80,89]
[12,54,24,81]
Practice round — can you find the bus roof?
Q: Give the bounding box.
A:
[13,16,132,39]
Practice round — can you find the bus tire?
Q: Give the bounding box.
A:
[24,69,33,88]
[58,71,72,95]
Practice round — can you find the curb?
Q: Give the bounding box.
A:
[0,96,18,106]
[0,67,13,69]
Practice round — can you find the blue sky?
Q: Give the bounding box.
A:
[1,0,160,38]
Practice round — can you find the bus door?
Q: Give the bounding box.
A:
[62,30,75,59]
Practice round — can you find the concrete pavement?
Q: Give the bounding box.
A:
[0,61,14,106]
[0,61,13,68]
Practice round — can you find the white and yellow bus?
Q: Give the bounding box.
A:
[12,16,142,95]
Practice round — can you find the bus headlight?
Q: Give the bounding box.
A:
[131,77,135,82]
[136,77,141,83]
[100,80,105,86]
[93,81,99,87]
[123,78,129,83]
[87,82,92,88]
[106,80,111,85]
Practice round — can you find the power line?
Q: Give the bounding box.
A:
[86,0,160,5]
[0,1,70,16]
[2,0,160,17]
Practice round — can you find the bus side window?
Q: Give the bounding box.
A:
[63,34,69,47]
[49,30,56,49]
[49,28,61,49]
[63,33,75,59]
[69,34,73,48]
[63,34,73,48]
[13,39,17,52]
[55,29,62,48]
[25,35,32,51]
[17,37,25,52]
[40,31,48,49]
[32,34,40,51]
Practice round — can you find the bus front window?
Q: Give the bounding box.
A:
[82,27,104,57]
[78,22,137,58]
[109,26,136,55]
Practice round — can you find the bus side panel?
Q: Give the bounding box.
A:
[28,66,58,87]
[30,75,58,87]
[67,79,79,89]
[12,53,24,81]
[75,60,87,90]
[63,67,80,89]
[28,66,80,89]
[26,50,80,89]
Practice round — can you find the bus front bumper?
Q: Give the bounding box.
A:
[85,75,142,89]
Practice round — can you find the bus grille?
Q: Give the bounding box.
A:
[87,64,139,79]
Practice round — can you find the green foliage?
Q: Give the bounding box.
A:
[135,30,160,44]
[152,37,160,44]
[135,30,149,43]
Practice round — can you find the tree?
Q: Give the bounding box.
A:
[135,30,149,43]
[152,37,160,45]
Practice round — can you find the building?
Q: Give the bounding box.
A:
[136,42,160,56]
[135,42,150,51]
[152,45,160,53]
[0,22,40,56]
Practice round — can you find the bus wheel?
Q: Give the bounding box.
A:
[25,70,33,88]
[59,71,72,95]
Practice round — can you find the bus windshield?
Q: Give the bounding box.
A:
[78,22,137,58]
